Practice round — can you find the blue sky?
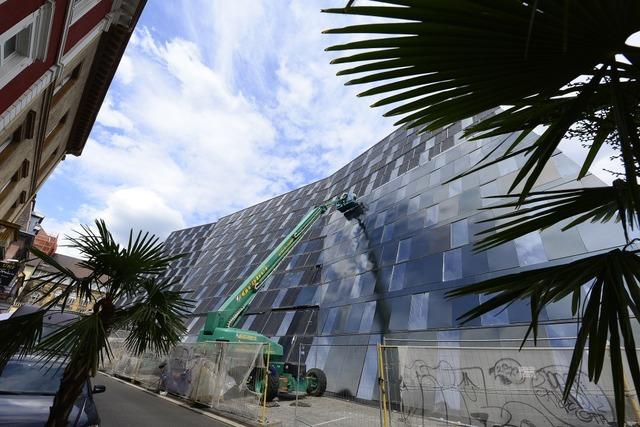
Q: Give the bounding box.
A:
[37,1,396,254]
[37,1,634,257]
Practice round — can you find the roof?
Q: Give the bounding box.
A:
[66,0,147,155]
[29,253,92,278]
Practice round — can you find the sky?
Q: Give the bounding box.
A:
[37,1,398,256]
[36,1,634,257]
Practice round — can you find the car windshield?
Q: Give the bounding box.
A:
[0,360,63,395]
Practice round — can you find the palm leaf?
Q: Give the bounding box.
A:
[35,312,110,377]
[0,310,45,373]
[324,1,640,199]
[113,278,193,355]
[475,180,638,251]
[446,249,640,425]
[64,219,184,299]
[28,247,98,310]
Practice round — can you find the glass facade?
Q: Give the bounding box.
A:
[157,110,628,400]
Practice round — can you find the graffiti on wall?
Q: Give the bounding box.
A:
[394,348,615,426]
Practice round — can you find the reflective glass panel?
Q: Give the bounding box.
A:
[388,295,411,331]
[359,301,377,333]
[356,346,379,400]
[322,308,338,335]
[424,205,439,227]
[276,311,295,336]
[408,196,420,214]
[451,219,469,247]
[479,294,509,326]
[514,232,548,266]
[388,263,406,291]
[443,248,462,281]
[408,292,429,331]
[427,292,452,328]
[396,238,411,263]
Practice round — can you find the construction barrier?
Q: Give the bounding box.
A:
[288,342,383,427]
[378,344,640,427]
[102,339,270,424]
[102,337,640,426]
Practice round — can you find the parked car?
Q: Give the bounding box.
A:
[0,356,105,426]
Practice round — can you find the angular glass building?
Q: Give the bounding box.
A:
[150,111,627,400]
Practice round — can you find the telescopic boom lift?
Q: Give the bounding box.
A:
[197,192,361,400]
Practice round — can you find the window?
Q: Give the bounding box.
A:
[396,238,411,263]
[514,232,547,266]
[408,292,429,330]
[21,160,30,179]
[443,248,462,281]
[451,219,469,247]
[0,136,11,155]
[0,4,54,89]
[71,0,102,25]
[53,64,83,98]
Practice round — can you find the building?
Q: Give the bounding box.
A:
[0,0,146,255]
[14,252,104,314]
[0,200,49,309]
[152,111,628,401]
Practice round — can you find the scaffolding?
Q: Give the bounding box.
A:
[32,228,58,256]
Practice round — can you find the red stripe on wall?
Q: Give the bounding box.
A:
[0,0,71,114]
[0,0,42,33]
[64,0,112,54]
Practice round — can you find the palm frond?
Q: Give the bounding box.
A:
[35,312,109,376]
[0,310,45,373]
[64,219,184,299]
[29,247,97,310]
[475,180,638,251]
[114,278,193,356]
[324,2,640,130]
[446,249,640,426]
[324,1,640,198]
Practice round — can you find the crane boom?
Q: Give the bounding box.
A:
[197,192,360,353]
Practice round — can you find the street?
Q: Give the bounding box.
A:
[93,373,230,427]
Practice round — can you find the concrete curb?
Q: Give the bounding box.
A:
[98,372,248,427]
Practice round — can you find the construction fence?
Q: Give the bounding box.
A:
[101,337,640,426]
[378,343,639,427]
[101,339,269,424]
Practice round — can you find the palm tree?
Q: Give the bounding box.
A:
[0,220,192,426]
[323,1,640,424]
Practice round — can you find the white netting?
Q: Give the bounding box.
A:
[103,339,267,423]
[382,345,638,426]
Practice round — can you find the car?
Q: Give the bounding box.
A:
[0,357,105,426]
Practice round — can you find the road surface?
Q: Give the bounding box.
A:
[93,373,230,426]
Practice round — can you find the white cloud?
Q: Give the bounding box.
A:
[96,95,133,132]
[44,1,396,244]
[40,188,185,258]
[88,188,186,242]
[43,0,632,252]
[114,54,135,85]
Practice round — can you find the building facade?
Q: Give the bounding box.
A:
[14,252,104,314]
[154,112,630,400]
[0,0,145,252]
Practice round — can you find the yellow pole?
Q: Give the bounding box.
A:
[261,347,270,426]
[623,373,640,422]
[377,344,390,427]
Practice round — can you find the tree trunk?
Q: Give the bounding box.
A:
[45,297,115,426]
[45,357,90,427]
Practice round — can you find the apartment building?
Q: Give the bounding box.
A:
[0,0,146,255]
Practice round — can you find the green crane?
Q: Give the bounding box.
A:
[197,192,361,400]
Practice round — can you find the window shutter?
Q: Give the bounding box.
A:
[33,1,55,61]
[24,110,36,139]
[21,160,30,178]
